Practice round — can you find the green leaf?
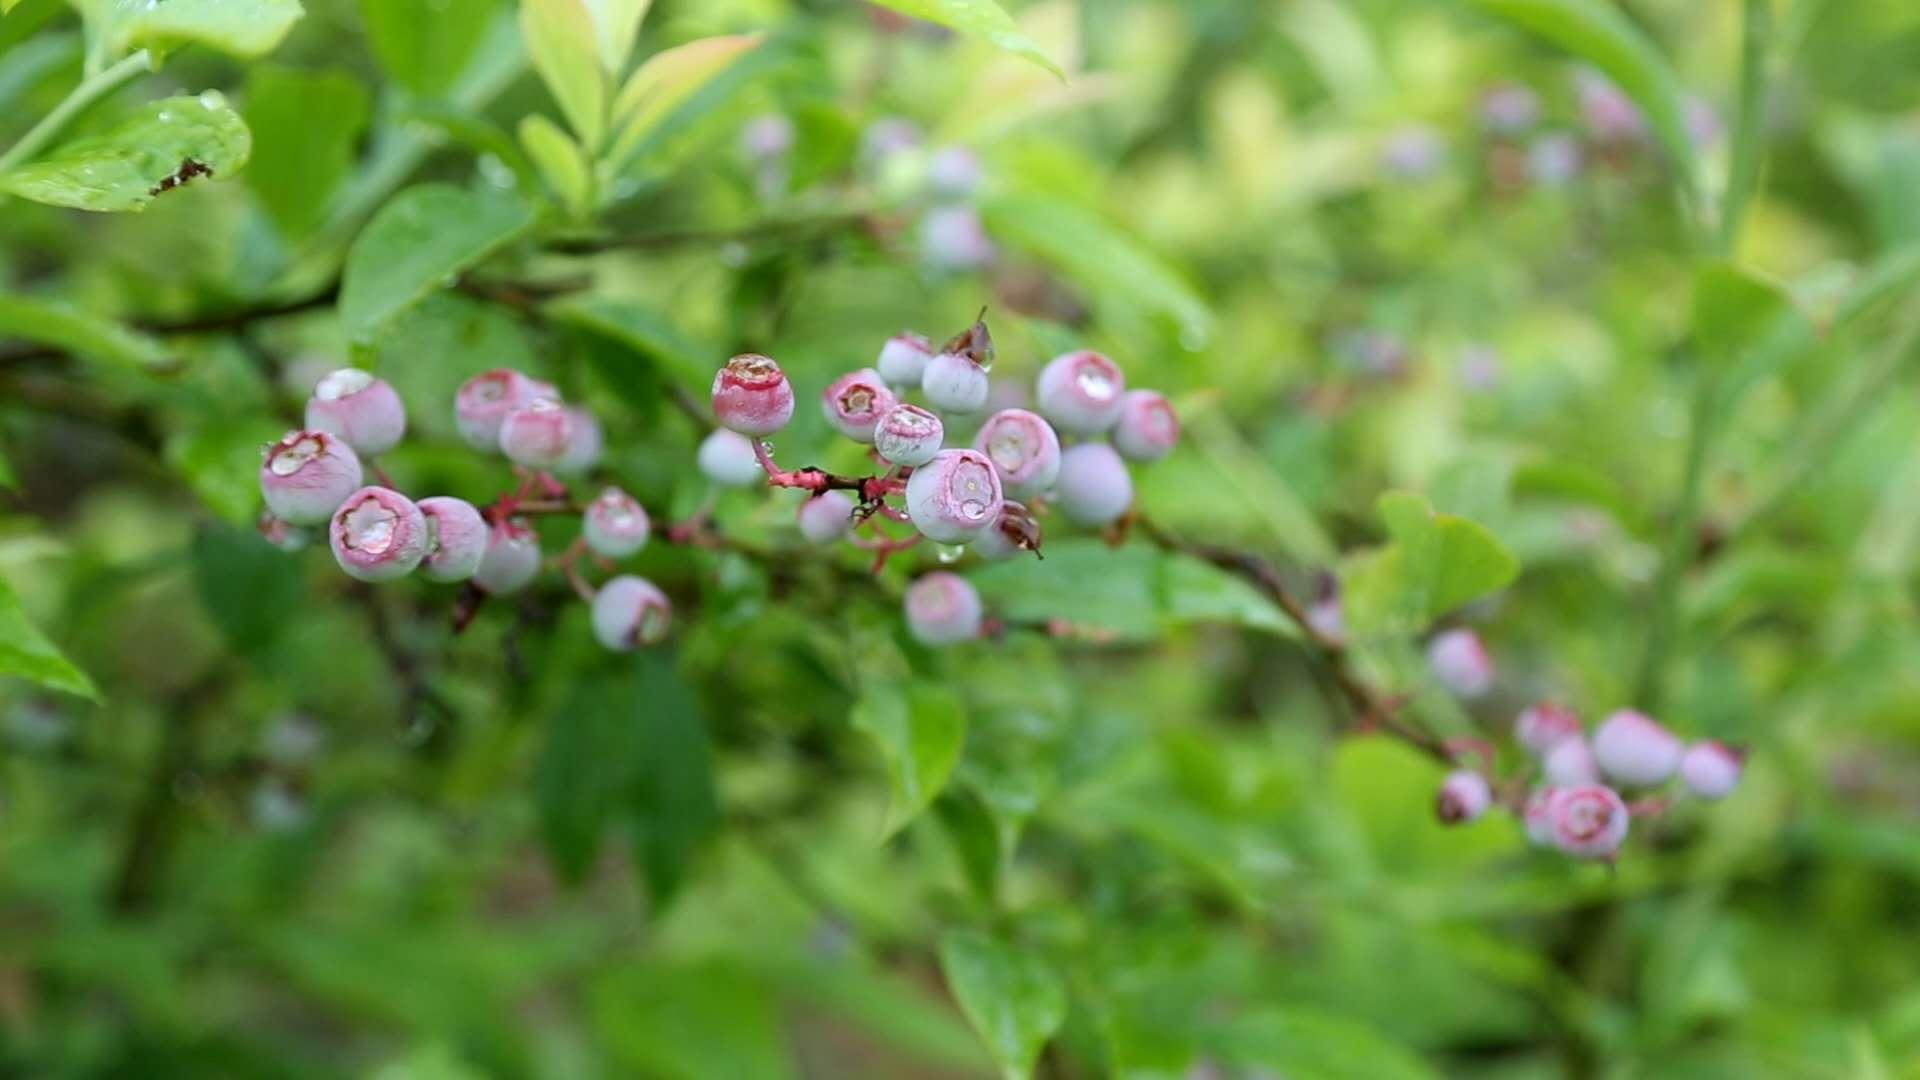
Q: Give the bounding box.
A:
[520,0,606,148]
[588,0,649,73]
[866,0,1063,78]
[517,114,592,217]
[0,94,251,213]
[607,32,765,167]
[548,295,711,385]
[391,102,539,193]
[0,292,169,369]
[970,540,1293,640]
[0,446,14,490]
[165,416,282,525]
[1693,260,1789,364]
[0,576,98,701]
[1159,553,1299,639]
[938,930,1068,1080]
[337,183,537,349]
[110,0,303,59]
[1215,1006,1439,1080]
[851,681,967,837]
[536,675,646,883]
[244,66,370,240]
[1462,0,1699,208]
[982,195,1211,346]
[191,521,301,658]
[358,0,497,98]
[627,649,719,906]
[1342,491,1519,637]
[934,789,1001,904]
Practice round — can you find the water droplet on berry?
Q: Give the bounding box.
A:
[937,544,965,564]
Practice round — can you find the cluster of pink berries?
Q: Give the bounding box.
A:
[1436,703,1745,861]
[256,367,670,653]
[703,319,1179,647]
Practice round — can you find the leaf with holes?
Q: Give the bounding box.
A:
[0,94,250,212]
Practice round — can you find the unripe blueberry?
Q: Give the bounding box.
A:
[416,496,488,583]
[921,351,990,414]
[1306,595,1346,644]
[711,353,795,436]
[874,404,945,467]
[257,512,310,553]
[973,409,1062,501]
[1427,628,1494,698]
[919,204,993,272]
[1547,784,1630,859]
[1528,134,1582,186]
[1678,741,1743,801]
[876,332,935,389]
[328,486,428,582]
[905,448,1003,543]
[797,491,857,545]
[305,368,407,457]
[498,399,576,469]
[1515,703,1582,756]
[1523,788,1558,846]
[591,575,672,651]
[260,430,364,526]
[1054,443,1133,527]
[1543,736,1600,787]
[740,112,794,161]
[820,368,898,444]
[1110,390,1180,462]
[1591,709,1682,787]
[927,145,982,199]
[556,407,602,473]
[968,506,1030,561]
[473,519,541,594]
[904,571,982,646]
[697,428,765,488]
[1436,770,1492,824]
[583,487,652,558]
[1480,83,1541,134]
[455,368,545,452]
[1035,351,1126,435]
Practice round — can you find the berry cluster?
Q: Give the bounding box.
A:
[703,318,1178,647]
[258,366,669,653]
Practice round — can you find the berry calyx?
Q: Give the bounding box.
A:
[873,403,945,467]
[1054,443,1133,527]
[1110,389,1180,462]
[498,398,576,469]
[797,491,857,544]
[260,429,364,526]
[973,408,1062,501]
[1035,350,1126,435]
[1677,740,1743,800]
[904,448,1003,543]
[416,496,488,583]
[455,368,544,452]
[904,572,983,645]
[473,519,541,595]
[1591,709,1682,787]
[1547,784,1630,859]
[1436,770,1492,824]
[305,368,408,456]
[711,353,795,436]
[591,576,672,651]
[583,488,651,559]
[697,429,766,488]
[820,368,899,444]
[328,486,429,582]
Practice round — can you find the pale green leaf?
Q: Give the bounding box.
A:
[607,32,763,166]
[358,0,496,98]
[338,183,537,348]
[1693,260,1789,364]
[1463,0,1699,206]
[110,0,302,59]
[520,0,606,148]
[867,0,1062,78]
[0,292,170,369]
[586,0,649,73]
[1217,1005,1440,1080]
[851,681,967,837]
[1343,491,1519,637]
[517,113,592,217]
[0,576,98,701]
[971,540,1292,640]
[938,930,1067,1080]
[244,66,370,240]
[0,94,251,212]
[165,417,283,525]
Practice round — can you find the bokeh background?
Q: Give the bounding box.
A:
[3,0,1919,1075]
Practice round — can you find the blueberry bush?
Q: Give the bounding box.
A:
[2,0,1918,1075]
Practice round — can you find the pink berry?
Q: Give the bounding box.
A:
[711,353,795,436]
[876,331,935,389]
[905,448,1003,543]
[473,519,541,594]
[304,368,407,456]
[968,506,1027,561]
[557,407,603,473]
[328,486,428,582]
[416,496,488,583]
[904,572,982,645]
[256,512,310,553]
[1547,784,1630,859]
[874,404,945,467]
[820,368,898,444]
[1436,770,1492,824]
[583,487,651,558]
[1678,741,1743,800]
[498,399,576,468]
[1543,737,1599,787]
[973,408,1062,501]
[1110,390,1179,462]
[260,430,364,526]
[697,428,765,488]
[1427,628,1493,698]
[1306,594,1346,644]
[1523,788,1558,846]
[455,368,545,452]
[919,204,993,272]
[797,491,857,544]
[1591,709,1682,787]
[591,575,672,650]
[1035,351,1125,435]
[927,145,982,199]
[921,351,990,414]
[1054,443,1133,527]
[1515,703,1582,755]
